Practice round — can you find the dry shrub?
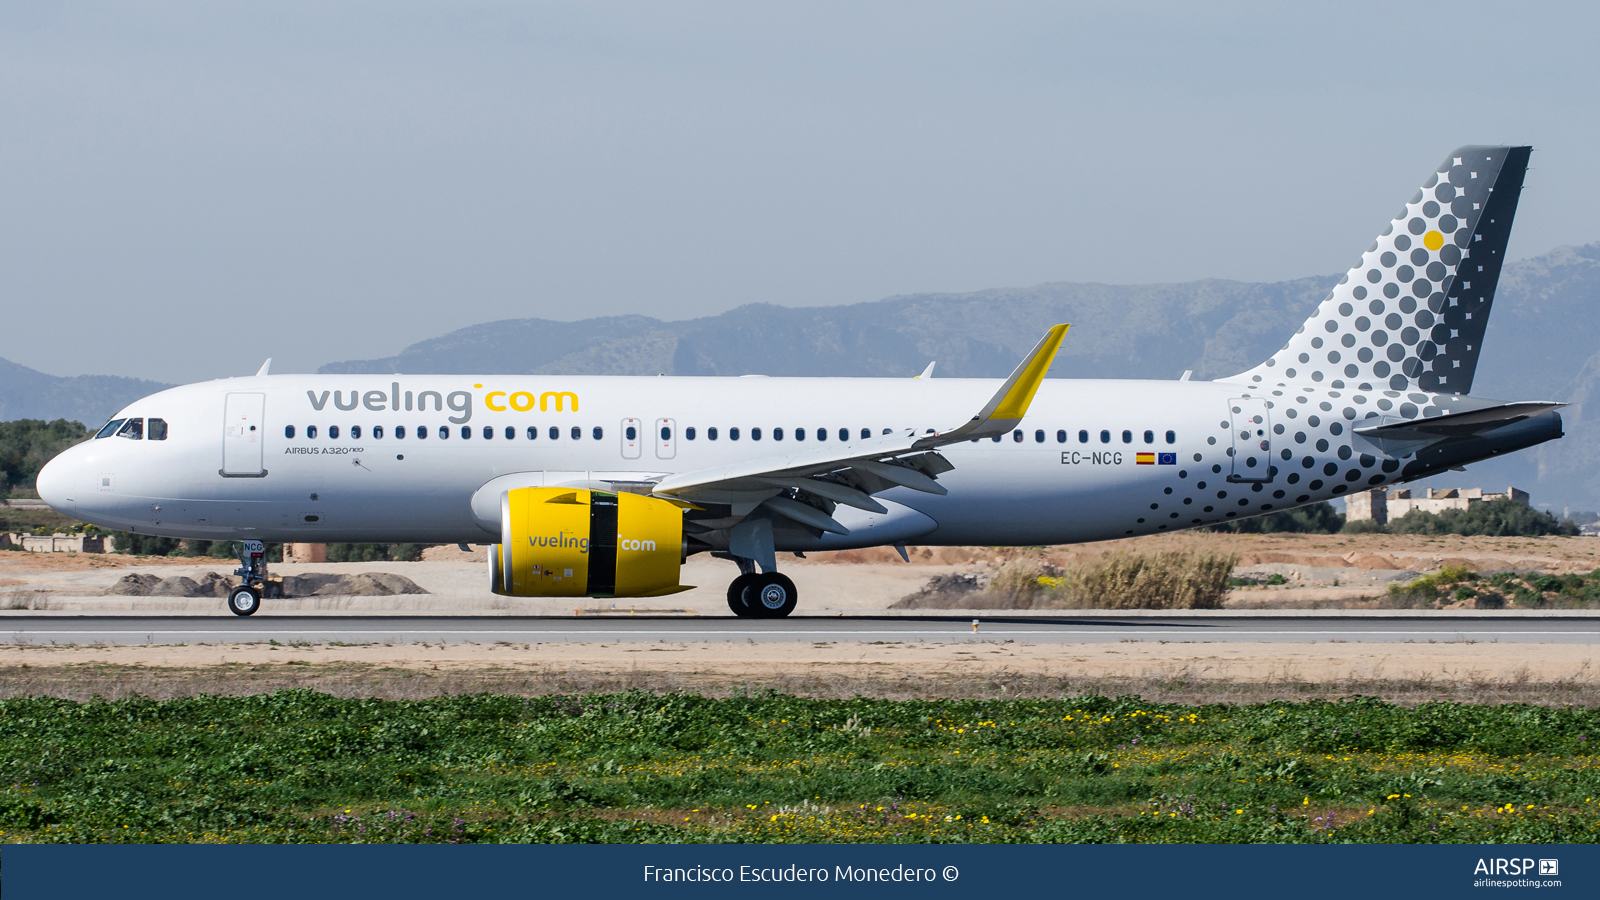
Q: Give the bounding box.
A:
[1041,550,1238,610]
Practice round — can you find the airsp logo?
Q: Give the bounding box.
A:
[1473,858,1552,876]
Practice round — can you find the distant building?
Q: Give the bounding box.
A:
[1346,486,1529,526]
[6,532,107,553]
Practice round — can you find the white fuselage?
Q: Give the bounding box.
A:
[39,372,1419,547]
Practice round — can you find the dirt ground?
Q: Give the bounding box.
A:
[2,640,1594,705]
[3,533,1599,613]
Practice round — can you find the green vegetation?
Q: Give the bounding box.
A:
[326,543,429,563]
[1387,566,1600,610]
[1209,502,1343,534]
[1343,499,1579,537]
[0,418,90,498]
[1,691,1595,844]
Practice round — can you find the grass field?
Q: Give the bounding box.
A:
[3,690,1599,844]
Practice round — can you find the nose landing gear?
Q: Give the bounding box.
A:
[228,540,268,617]
[726,571,798,618]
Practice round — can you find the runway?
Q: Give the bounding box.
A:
[4,614,1599,645]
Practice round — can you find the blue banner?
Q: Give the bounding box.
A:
[4,844,1593,899]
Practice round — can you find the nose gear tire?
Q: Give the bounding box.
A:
[227,585,261,617]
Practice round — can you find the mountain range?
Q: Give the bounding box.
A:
[6,242,1599,508]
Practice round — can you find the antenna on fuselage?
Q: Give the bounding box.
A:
[915,361,935,379]
[255,359,272,377]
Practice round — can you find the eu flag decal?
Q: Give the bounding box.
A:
[1158,453,1177,465]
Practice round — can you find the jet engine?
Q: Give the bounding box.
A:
[489,487,690,598]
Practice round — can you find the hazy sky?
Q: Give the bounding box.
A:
[4,1,1599,383]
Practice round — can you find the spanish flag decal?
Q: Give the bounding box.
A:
[1136,452,1156,465]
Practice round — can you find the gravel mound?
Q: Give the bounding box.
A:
[105,572,429,597]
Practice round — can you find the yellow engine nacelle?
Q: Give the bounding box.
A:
[488,487,690,598]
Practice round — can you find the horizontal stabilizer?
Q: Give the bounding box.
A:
[1353,401,1565,440]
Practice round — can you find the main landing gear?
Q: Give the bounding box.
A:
[726,571,798,618]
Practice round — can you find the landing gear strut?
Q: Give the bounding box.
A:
[228,540,267,617]
[727,571,798,618]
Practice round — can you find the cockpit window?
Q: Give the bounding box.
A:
[115,418,144,440]
[148,418,168,441]
[95,418,127,439]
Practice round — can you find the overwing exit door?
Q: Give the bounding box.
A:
[655,418,676,459]
[222,392,267,477]
[620,418,643,459]
[1228,397,1272,483]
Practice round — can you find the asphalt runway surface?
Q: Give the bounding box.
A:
[4,615,1599,645]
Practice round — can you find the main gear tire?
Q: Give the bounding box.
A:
[726,572,761,617]
[748,572,798,618]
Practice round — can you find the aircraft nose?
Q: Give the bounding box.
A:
[35,452,76,517]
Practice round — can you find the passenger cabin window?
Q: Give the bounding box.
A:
[284,425,296,439]
[752,427,762,441]
[1035,430,1045,443]
[838,428,848,442]
[1099,430,1110,444]
[795,428,806,441]
[329,425,340,439]
[395,426,406,439]
[527,426,538,440]
[730,427,740,441]
[686,427,696,440]
[1166,430,1177,444]
[549,426,558,440]
[1143,430,1154,444]
[437,426,448,440]
[483,426,493,439]
[1056,430,1066,443]
[1012,430,1023,442]
[708,427,719,441]
[308,425,319,439]
[350,426,361,439]
[148,418,168,441]
[861,428,871,440]
[773,427,784,441]
[1079,430,1089,443]
[593,426,603,440]
[374,425,384,439]
[461,426,471,439]
[505,426,514,440]
[1121,430,1133,444]
[116,418,143,440]
[815,428,825,442]
[95,418,126,439]
[570,426,580,440]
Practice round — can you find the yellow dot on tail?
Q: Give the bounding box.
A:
[1423,230,1444,251]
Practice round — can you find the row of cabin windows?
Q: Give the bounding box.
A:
[284,423,1181,446]
[1010,429,1178,445]
[94,417,169,440]
[286,425,606,441]
[660,427,890,442]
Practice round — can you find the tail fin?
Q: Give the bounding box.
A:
[1228,145,1530,395]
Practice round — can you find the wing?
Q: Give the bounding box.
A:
[648,325,1068,536]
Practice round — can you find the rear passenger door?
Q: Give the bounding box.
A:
[1228,397,1272,483]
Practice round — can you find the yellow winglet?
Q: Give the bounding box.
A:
[987,324,1068,421]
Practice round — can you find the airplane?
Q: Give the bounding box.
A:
[36,145,1564,618]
